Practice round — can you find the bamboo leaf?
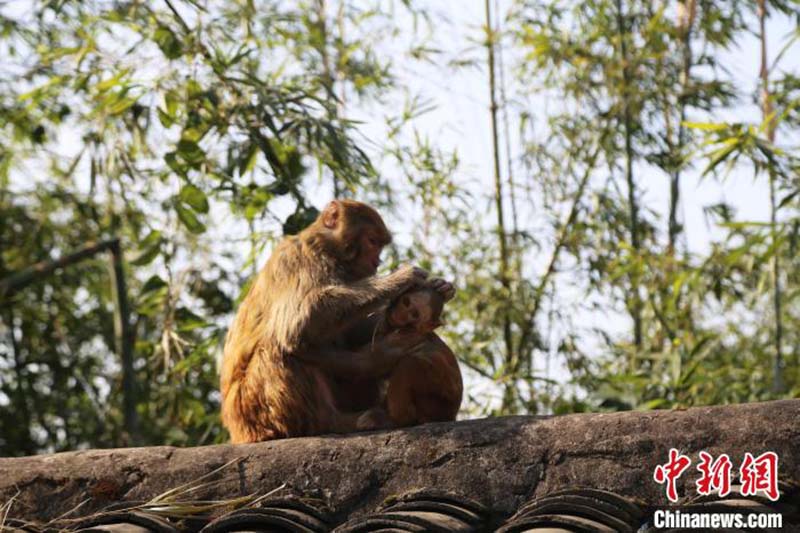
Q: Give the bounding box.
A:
[778,190,798,209]
[154,26,183,59]
[175,202,206,234]
[683,121,728,131]
[701,143,737,176]
[179,184,209,214]
[141,275,168,294]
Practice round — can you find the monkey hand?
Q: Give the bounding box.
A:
[369,330,425,372]
[356,407,392,431]
[388,264,429,291]
[406,341,434,363]
[427,277,456,301]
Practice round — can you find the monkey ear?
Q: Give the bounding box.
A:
[322,201,340,229]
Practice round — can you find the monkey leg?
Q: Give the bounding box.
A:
[355,407,392,431]
[331,376,382,411]
[227,356,355,441]
[385,357,422,427]
[323,406,392,434]
[305,365,392,435]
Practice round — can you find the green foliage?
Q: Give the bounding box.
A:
[0,0,422,455]
[510,0,800,413]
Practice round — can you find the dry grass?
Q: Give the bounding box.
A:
[0,458,288,532]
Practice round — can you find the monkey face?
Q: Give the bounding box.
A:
[353,230,386,277]
[320,200,391,280]
[387,291,440,332]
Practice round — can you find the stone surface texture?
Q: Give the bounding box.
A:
[1,399,798,521]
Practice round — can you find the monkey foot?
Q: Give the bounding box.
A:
[355,407,392,431]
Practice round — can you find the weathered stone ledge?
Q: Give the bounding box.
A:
[1,399,798,522]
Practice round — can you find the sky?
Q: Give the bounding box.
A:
[385,0,799,253]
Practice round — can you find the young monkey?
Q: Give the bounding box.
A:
[381,286,463,427]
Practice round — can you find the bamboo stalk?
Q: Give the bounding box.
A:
[4,309,35,455]
[494,0,519,247]
[485,0,515,411]
[316,0,341,198]
[615,0,643,352]
[669,0,697,252]
[757,0,784,394]
[495,0,528,380]
[108,240,140,443]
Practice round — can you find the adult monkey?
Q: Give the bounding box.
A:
[220,199,449,442]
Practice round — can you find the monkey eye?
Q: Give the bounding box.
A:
[402,296,410,306]
[410,309,420,320]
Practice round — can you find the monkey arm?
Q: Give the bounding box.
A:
[341,312,385,348]
[298,266,426,344]
[268,265,425,353]
[296,327,428,380]
[294,343,401,379]
[317,272,412,312]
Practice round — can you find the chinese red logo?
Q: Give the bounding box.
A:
[740,451,780,501]
[654,448,692,503]
[696,451,733,498]
[654,450,780,502]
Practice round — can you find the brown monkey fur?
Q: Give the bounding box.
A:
[382,287,463,426]
[220,199,427,442]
